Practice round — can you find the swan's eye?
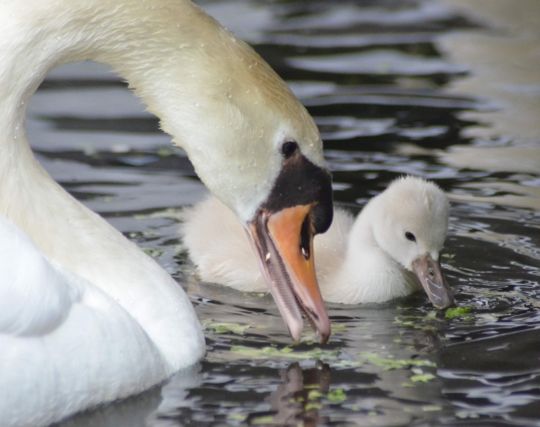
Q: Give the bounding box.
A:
[405,231,416,242]
[281,141,298,159]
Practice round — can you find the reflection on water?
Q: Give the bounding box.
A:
[267,362,331,426]
[25,0,539,425]
[155,361,333,426]
[440,0,540,143]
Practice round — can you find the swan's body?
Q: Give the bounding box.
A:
[0,0,333,425]
[182,176,453,307]
[0,217,175,425]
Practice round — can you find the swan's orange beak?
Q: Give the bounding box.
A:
[245,146,333,343]
[247,204,330,344]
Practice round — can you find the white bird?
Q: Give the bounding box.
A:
[0,1,334,425]
[181,176,454,308]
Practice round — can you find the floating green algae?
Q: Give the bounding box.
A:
[251,415,275,425]
[304,402,322,411]
[156,146,175,157]
[332,323,348,333]
[204,321,251,335]
[307,390,323,400]
[393,315,438,332]
[296,388,347,410]
[410,373,436,383]
[326,388,347,403]
[228,346,436,379]
[445,306,472,320]
[230,345,339,361]
[142,247,163,258]
[360,352,435,370]
[227,413,247,422]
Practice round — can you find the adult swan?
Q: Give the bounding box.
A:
[0,0,333,425]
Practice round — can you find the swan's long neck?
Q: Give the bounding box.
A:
[0,0,228,370]
[1,0,318,220]
[1,0,233,143]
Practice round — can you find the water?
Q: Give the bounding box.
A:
[26,0,540,425]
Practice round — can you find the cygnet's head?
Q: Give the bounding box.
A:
[371,176,453,308]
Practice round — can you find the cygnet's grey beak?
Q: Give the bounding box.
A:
[412,254,454,309]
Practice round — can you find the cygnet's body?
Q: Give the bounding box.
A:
[181,176,453,307]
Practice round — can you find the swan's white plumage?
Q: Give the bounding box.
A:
[0,218,170,427]
[181,176,449,304]
[0,0,327,425]
[0,216,81,337]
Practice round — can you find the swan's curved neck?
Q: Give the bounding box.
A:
[2,0,321,221]
[0,0,212,370]
[1,0,230,146]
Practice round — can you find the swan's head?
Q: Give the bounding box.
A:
[157,26,333,343]
[371,176,453,308]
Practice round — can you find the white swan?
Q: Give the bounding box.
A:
[0,1,334,425]
[181,176,454,308]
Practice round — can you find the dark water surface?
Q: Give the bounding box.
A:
[29,0,540,426]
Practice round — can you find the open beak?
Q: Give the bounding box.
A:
[412,254,454,309]
[247,204,330,344]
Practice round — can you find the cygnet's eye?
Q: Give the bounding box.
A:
[405,231,416,242]
[281,141,299,159]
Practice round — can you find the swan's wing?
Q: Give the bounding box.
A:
[0,217,168,426]
[0,216,81,336]
[180,196,266,292]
